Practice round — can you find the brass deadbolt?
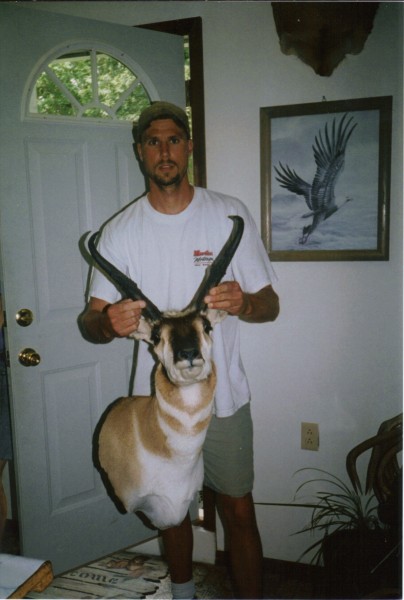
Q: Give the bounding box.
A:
[16,308,34,327]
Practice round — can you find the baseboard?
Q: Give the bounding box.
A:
[128,535,163,556]
[192,525,216,564]
[130,525,217,565]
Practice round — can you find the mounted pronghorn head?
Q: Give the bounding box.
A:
[88,216,244,386]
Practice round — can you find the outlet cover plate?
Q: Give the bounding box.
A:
[301,422,319,451]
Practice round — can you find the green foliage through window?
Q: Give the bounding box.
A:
[29,50,151,121]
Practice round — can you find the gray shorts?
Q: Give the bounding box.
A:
[203,402,254,497]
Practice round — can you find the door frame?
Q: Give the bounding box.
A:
[138,18,206,188]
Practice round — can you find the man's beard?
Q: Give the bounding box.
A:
[147,161,187,189]
[152,172,182,188]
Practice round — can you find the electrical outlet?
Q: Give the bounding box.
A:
[301,422,319,451]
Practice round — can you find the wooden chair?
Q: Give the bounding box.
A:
[346,413,402,596]
[346,413,402,526]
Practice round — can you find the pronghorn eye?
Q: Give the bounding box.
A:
[202,318,212,335]
[151,326,161,345]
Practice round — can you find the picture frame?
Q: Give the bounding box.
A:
[260,96,392,261]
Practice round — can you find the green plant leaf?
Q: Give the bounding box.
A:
[290,468,382,564]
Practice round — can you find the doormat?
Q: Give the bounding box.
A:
[26,551,171,599]
[26,550,233,599]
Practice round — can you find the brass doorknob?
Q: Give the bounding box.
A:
[18,348,41,367]
[16,308,34,327]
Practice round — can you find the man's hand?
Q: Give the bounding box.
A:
[204,282,246,316]
[205,283,279,323]
[103,299,146,338]
[80,297,146,343]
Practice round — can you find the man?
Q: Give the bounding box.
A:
[81,101,279,599]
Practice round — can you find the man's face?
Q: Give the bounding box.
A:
[137,119,193,189]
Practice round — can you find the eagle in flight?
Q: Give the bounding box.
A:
[274,113,357,244]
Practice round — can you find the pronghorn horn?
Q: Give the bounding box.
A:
[88,232,163,323]
[190,215,244,311]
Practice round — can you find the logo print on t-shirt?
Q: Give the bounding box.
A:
[193,249,214,267]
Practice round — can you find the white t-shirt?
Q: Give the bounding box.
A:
[88,187,276,417]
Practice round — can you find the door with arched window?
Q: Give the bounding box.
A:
[0,4,186,574]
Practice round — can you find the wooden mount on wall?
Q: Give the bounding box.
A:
[271,2,379,77]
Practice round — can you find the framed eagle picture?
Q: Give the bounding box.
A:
[260,96,392,261]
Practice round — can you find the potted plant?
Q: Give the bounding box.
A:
[291,468,393,598]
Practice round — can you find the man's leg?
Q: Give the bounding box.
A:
[216,491,263,599]
[161,512,195,598]
[203,403,261,597]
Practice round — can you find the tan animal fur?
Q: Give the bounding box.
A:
[95,309,224,530]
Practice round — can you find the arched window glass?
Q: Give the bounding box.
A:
[28,48,151,121]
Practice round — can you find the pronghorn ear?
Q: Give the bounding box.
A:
[129,318,153,342]
[204,308,228,327]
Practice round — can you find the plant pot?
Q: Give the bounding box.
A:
[322,528,396,598]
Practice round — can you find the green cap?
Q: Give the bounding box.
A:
[135,101,190,142]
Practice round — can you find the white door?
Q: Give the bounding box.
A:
[0,4,185,574]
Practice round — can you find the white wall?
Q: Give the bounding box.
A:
[29,1,403,563]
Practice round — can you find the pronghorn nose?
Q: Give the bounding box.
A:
[177,348,201,363]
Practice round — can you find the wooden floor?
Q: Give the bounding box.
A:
[2,520,401,599]
[214,552,329,599]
